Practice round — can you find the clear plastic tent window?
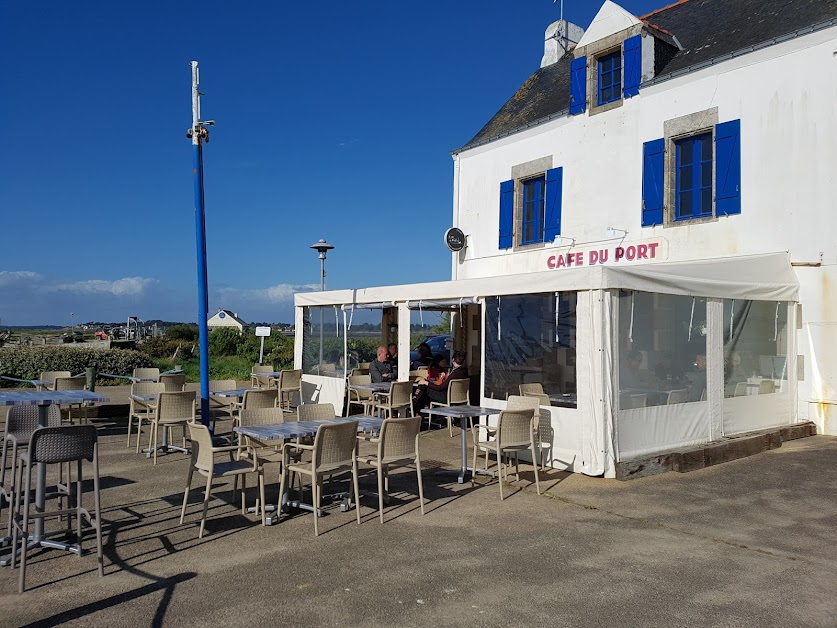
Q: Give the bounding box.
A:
[483,292,577,406]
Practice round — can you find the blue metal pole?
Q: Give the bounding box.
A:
[193,140,210,426]
[190,61,211,427]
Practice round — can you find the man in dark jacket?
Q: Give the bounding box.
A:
[369,346,395,383]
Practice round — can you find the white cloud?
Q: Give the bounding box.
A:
[217,283,318,304]
[0,271,42,286]
[53,277,157,296]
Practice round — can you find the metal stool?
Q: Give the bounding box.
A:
[11,425,104,593]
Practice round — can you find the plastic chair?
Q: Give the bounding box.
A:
[375,381,414,420]
[233,389,279,427]
[277,420,361,536]
[128,382,165,451]
[251,365,275,389]
[297,403,337,421]
[180,422,265,538]
[471,408,540,500]
[11,425,104,593]
[54,376,90,424]
[133,368,160,382]
[148,391,196,465]
[346,375,374,416]
[357,416,425,523]
[429,379,470,435]
[507,395,552,470]
[160,373,186,392]
[37,371,71,391]
[277,369,302,410]
[1,406,61,538]
[519,383,545,396]
[666,389,689,405]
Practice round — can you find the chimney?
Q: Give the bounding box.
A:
[541,20,585,67]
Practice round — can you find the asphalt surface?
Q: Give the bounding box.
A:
[1,391,836,627]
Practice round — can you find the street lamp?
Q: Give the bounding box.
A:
[310,239,335,373]
[70,312,74,335]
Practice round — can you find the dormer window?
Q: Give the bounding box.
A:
[596,50,623,106]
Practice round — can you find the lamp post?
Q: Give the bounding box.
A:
[310,239,334,373]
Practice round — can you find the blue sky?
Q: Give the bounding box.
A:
[0,0,662,326]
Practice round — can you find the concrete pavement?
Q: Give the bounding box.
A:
[0,395,836,627]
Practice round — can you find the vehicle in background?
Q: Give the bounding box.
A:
[409,334,451,367]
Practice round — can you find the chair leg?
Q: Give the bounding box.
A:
[180,464,194,524]
[313,477,321,537]
[497,447,504,501]
[240,473,247,515]
[258,471,266,526]
[415,455,425,516]
[75,459,83,550]
[18,460,33,593]
[277,464,288,524]
[199,473,213,538]
[352,462,361,526]
[531,439,541,495]
[471,441,478,489]
[92,449,104,577]
[377,466,385,524]
[10,457,24,569]
[126,414,133,448]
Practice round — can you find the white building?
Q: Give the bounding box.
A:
[207,309,245,333]
[294,0,837,477]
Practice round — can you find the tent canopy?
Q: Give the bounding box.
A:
[294,252,799,308]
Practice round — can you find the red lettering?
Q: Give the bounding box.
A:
[575,252,584,266]
[547,255,556,269]
[590,250,599,265]
[626,245,636,261]
[599,249,609,263]
[615,247,625,261]
[566,253,574,267]
[556,254,566,268]
[637,244,648,259]
[648,242,659,258]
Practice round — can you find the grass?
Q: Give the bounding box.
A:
[154,355,255,382]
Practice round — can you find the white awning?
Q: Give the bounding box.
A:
[405,297,479,310]
[294,252,799,307]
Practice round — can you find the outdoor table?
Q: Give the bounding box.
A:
[235,416,384,523]
[548,393,577,408]
[0,389,109,566]
[421,405,501,484]
[130,393,190,457]
[347,382,393,395]
[32,380,53,390]
[211,388,251,399]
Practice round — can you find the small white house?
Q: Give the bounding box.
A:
[207,309,245,333]
[293,0,837,477]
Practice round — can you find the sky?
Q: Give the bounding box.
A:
[0,0,663,326]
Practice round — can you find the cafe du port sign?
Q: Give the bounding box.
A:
[547,241,662,270]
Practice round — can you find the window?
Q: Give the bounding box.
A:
[498,167,563,250]
[675,133,713,221]
[521,176,545,245]
[723,300,788,397]
[642,118,741,227]
[597,51,622,106]
[484,292,577,408]
[617,291,707,408]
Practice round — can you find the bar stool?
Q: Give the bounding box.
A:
[1,406,61,540]
[11,425,104,593]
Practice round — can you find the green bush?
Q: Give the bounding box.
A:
[208,327,242,357]
[166,324,199,342]
[0,346,153,383]
[138,338,196,360]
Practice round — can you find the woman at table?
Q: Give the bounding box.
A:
[413,351,468,412]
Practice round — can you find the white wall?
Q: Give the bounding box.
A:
[454,26,837,432]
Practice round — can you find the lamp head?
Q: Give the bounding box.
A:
[310,239,335,260]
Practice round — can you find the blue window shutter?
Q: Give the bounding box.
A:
[715,119,741,216]
[544,167,563,243]
[642,138,665,226]
[623,35,641,98]
[570,56,587,115]
[499,179,514,249]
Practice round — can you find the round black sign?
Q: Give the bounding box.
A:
[444,227,466,252]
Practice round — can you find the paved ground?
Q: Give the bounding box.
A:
[1,388,836,627]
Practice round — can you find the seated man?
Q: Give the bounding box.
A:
[369,345,395,383]
[387,342,399,371]
[413,351,468,411]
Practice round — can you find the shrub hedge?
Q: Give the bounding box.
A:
[0,346,153,382]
